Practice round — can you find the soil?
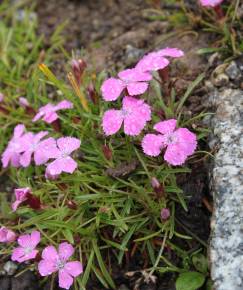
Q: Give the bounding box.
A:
[0,0,212,289]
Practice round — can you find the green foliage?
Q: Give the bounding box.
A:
[176,271,205,290]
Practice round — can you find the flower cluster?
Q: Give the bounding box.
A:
[1,98,80,179]
[101,48,197,166]
[9,231,83,289]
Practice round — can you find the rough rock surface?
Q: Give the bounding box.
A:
[207,87,243,290]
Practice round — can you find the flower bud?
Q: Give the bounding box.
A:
[161,208,170,220]
[0,227,16,243]
[71,59,87,85]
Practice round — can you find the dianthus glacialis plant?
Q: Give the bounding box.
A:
[101,47,197,166]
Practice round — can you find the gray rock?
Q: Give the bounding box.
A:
[211,73,229,87]
[118,284,130,290]
[3,261,18,276]
[207,88,243,290]
[125,44,144,66]
[225,61,240,80]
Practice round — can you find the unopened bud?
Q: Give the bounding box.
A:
[71,59,87,85]
[19,97,30,108]
[161,208,170,220]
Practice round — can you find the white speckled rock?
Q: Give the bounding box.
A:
[207,88,243,290]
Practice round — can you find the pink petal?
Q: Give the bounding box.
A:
[12,188,29,211]
[102,109,124,136]
[42,246,59,261]
[64,261,83,277]
[1,151,12,168]
[48,157,78,174]
[122,96,151,122]
[20,150,32,167]
[127,82,149,96]
[136,53,169,72]
[30,231,41,247]
[15,188,30,202]
[164,143,188,166]
[101,77,124,101]
[123,97,151,136]
[22,249,39,261]
[35,137,59,164]
[0,93,4,102]
[11,247,25,262]
[12,200,23,212]
[157,47,184,58]
[32,104,54,122]
[57,137,81,154]
[199,0,224,7]
[13,124,25,138]
[34,131,49,143]
[58,242,74,261]
[175,128,197,156]
[142,134,165,156]
[17,234,32,248]
[58,269,74,290]
[154,119,177,134]
[38,260,57,276]
[32,111,43,122]
[10,153,21,167]
[43,112,59,123]
[118,68,152,82]
[45,168,60,180]
[124,115,146,136]
[54,100,73,111]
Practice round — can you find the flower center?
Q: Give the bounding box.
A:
[24,247,33,255]
[165,133,177,145]
[121,108,132,117]
[56,259,65,270]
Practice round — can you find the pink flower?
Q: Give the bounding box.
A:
[101,68,152,101]
[199,0,224,7]
[0,93,4,102]
[0,227,16,243]
[45,137,81,178]
[19,97,30,108]
[102,96,151,136]
[142,119,197,165]
[1,124,30,168]
[32,100,73,124]
[136,47,184,73]
[38,242,83,290]
[12,187,30,212]
[19,132,57,167]
[11,231,40,263]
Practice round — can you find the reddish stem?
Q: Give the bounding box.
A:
[214,5,224,20]
[0,105,9,114]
